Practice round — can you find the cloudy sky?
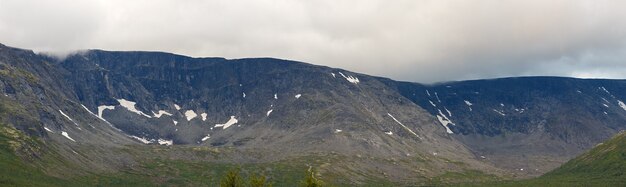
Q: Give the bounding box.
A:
[1,0,625,83]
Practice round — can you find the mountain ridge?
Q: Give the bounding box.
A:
[2,42,626,185]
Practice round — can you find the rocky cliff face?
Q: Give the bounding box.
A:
[57,50,454,152]
[2,43,626,182]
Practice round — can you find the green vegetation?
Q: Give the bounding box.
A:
[220,169,245,187]
[218,168,272,187]
[429,170,500,185]
[528,131,626,186]
[0,125,68,187]
[249,173,269,187]
[0,124,313,186]
[2,123,625,187]
[302,168,324,187]
[0,65,39,84]
[470,131,626,187]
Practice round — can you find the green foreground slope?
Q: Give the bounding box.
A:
[537,131,626,185]
[478,131,626,187]
[0,123,308,187]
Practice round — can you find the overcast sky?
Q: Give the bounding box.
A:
[1,0,625,83]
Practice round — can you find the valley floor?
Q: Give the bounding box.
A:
[1,124,504,186]
[2,124,625,186]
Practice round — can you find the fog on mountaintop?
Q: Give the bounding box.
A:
[1,0,626,83]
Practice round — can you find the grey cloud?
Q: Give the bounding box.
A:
[1,0,625,83]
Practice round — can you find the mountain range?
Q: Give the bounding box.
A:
[1,42,625,186]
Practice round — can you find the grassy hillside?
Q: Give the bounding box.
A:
[0,125,68,187]
[0,123,303,186]
[0,121,398,186]
[472,131,626,187]
[536,131,626,185]
[1,121,503,186]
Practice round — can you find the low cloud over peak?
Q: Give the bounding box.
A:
[1,0,625,83]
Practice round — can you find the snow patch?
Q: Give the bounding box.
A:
[385,131,393,135]
[130,136,152,144]
[295,94,301,99]
[331,72,336,78]
[201,134,211,141]
[61,131,76,142]
[126,138,165,145]
[387,113,421,138]
[173,120,178,125]
[44,127,53,133]
[429,100,437,107]
[117,99,152,118]
[243,92,246,98]
[445,107,452,117]
[274,93,278,99]
[158,139,173,146]
[426,90,431,97]
[434,92,441,102]
[81,104,99,118]
[95,105,121,130]
[599,87,610,94]
[618,100,626,111]
[185,110,198,121]
[338,72,360,84]
[436,110,454,134]
[464,100,473,111]
[97,105,115,119]
[79,105,99,128]
[215,116,238,129]
[266,109,273,116]
[152,110,173,118]
[334,129,342,133]
[201,113,207,121]
[603,103,609,108]
[599,87,617,98]
[59,110,79,126]
[601,97,610,103]
[493,109,506,116]
[174,104,181,110]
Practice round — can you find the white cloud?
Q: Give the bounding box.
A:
[1,0,626,83]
